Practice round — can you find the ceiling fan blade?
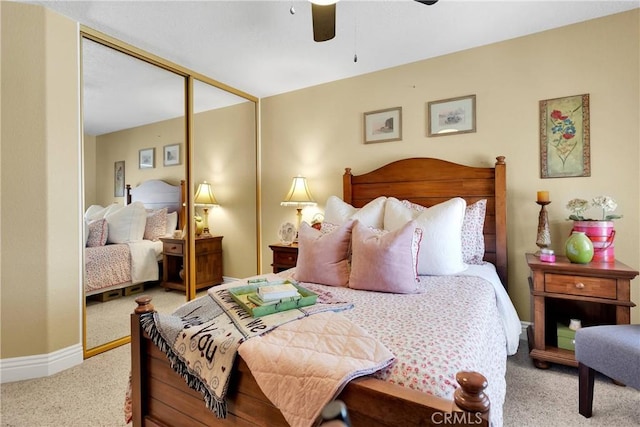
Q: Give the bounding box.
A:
[415,0,439,4]
[312,3,336,42]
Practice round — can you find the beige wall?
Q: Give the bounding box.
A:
[94,116,186,206]
[261,10,640,323]
[1,2,80,357]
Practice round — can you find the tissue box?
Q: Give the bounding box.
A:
[557,323,576,351]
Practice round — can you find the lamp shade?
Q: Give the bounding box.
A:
[281,176,316,207]
[194,181,219,206]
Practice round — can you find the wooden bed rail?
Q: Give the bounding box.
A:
[131,296,490,427]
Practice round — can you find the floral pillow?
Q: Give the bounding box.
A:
[293,220,354,287]
[144,208,168,241]
[349,220,422,294]
[86,218,108,247]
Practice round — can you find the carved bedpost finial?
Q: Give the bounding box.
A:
[134,295,155,314]
[495,156,506,165]
[454,371,490,413]
[344,167,352,175]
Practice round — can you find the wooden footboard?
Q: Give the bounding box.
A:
[131,296,490,427]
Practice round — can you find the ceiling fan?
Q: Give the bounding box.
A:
[311,0,439,42]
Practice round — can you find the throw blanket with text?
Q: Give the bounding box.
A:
[140,282,353,418]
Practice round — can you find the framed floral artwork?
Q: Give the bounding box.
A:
[139,148,155,169]
[363,107,402,144]
[540,94,590,178]
[114,160,125,197]
[427,95,476,137]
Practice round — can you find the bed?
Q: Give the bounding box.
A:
[130,156,519,427]
[84,179,185,298]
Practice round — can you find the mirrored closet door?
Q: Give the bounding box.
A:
[82,36,188,357]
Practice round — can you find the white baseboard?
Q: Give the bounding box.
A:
[520,321,532,341]
[0,343,83,384]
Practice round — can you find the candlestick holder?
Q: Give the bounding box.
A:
[536,200,551,251]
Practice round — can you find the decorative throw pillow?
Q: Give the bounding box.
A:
[105,201,147,244]
[144,208,168,241]
[322,195,386,230]
[349,220,422,294]
[461,200,487,264]
[384,197,467,275]
[165,211,179,236]
[86,218,108,247]
[85,203,120,221]
[401,198,487,265]
[293,220,354,287]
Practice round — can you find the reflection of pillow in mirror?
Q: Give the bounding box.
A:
[86,218,108,247]
[322,196,386,230]
[294,220,354,287]
[144,208,168,241]
[85,203,120,221]
[349,220,421,294]
[105,201,147,243]
[165,211,178,236]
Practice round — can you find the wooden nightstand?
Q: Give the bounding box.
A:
[526,252,638,369]
[269,243,298,273]
[161,236,223,291]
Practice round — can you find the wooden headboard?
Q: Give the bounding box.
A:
[343,156,507,289]
[125,179,187,230]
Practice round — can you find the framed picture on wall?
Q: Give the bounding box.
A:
[139,148,155,169]
[363,107,402,144]
[539,93,590,178]
[163,143,181,166]
[114,160,125,197]
[427,95,476,137]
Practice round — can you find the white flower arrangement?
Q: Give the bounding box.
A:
[566,196,622,221]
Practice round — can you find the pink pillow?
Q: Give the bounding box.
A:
[293,220,354,287]
[349,220,422,294]
[86,218,108,247]
[144,208,168,241]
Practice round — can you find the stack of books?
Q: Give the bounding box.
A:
[248,283,301,306]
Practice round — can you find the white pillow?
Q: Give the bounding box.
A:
[105,201,147,243]
[165,211,179,236]
[384,197,467,275]
[85,203,121,221]
[323,195,387,230]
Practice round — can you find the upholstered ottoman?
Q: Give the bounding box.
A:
[574,324,640,418]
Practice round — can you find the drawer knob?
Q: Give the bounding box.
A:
[575,282,585,289]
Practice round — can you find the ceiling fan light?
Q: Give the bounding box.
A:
[310,0,339,5]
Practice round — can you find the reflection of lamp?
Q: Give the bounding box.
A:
[194,181,219,237]
[281,176,317,231]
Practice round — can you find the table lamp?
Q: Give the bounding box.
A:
[194,181,219,237]
[281,175,317,232]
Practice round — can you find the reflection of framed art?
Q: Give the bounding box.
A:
[139,148,155,169]
[540,94,590,178]
[427,95,476,137]
[114,160,125,197]
[363,107,402,144]
[163,143,181,166]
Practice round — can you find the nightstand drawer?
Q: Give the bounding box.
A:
[273,250,298,266]
[163,241,184,255]
[196,237,221,254]
[544,273,617,299]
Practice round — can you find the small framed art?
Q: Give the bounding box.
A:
[139,148,155,169]
[363,107,402,144]
[539,94,590,178]
[427,94,476,137]
[163,143,181,166]
[114,160,125,197]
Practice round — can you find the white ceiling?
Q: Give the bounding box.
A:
[25,0,639,135]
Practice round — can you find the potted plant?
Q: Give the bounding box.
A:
[566,196,622,262]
